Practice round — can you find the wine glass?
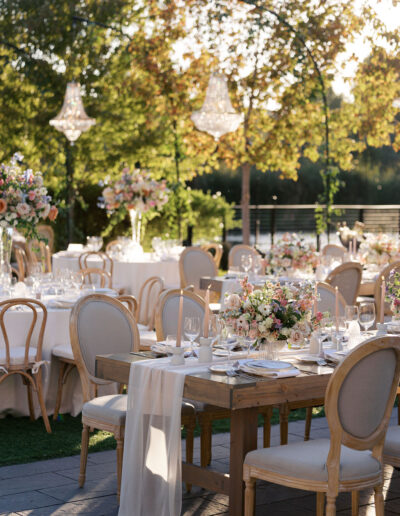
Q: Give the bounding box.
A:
[241,254,253,275]
[184,316,200,354]
[345,305,359,331]
[358,302,375,334]
[253,255,263,277]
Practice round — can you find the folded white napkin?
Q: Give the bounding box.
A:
[239,364,300,378]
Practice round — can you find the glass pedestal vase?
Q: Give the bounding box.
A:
[128,209,143,256]
[0,226,13,289]
[258,339,286,361]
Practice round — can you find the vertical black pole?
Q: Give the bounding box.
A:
[65,141,75,243]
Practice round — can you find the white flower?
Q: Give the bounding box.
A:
[225,293,241,310]
[265,317,274,329]
[16,203,30,217]
[259,303,271,316]
[281,327,291,337]
[288,329,305,347]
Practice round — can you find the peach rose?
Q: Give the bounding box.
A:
[0,199,7,214]
[48,205,58,221]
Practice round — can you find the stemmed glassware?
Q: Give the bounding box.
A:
[241,254,253,275]
[253,255,263,277]
[184,316,200,354]
[358,302,375,334]
[345,305,359,330]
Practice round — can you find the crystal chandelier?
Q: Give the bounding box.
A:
[50,82,96,142]
[191,72,243,140]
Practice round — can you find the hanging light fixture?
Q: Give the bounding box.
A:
[191,72,243,140]
[50,82,96,142]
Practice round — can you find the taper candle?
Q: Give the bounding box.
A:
[335,286,339,332]
[176,289,184,347]
[380,276,385,324]
[203,286,210,338]
[314,283,318,317]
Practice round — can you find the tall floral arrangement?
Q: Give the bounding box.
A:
[386,270,400,316]
[267,233,319,273]
[219,277,322,346]
[359,233,399,266]
[99,167,169,215]
[0,153,58,240]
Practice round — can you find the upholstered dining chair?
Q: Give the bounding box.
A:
[372,261,400,320]
[321,244,346,259]
[201,243,223,268]
[326,261,363,306]
[243,335,400,516]
[78,251,113,276]
[228,244,262,271]
[81,268,113,288]
[179,247,218,300]
[70,294,196,500]
[52,295,137,421]
[136,276,164,349]
[0,298,51,433]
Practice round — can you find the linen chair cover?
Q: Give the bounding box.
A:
[155,289,205,341]
[81,267,112,289]
[373,261,400,318]
[243,336,400,516]
[322,244,346,258]
[317,282,346,318]
[201,243,223,268]
[78,251,113,276]
[228,244,260,270]
[326,262,362,306]
[179,247,217,293]
[0,298,51,433]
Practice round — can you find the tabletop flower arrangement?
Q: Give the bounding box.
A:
[386,270,400,317]
[219,276,321,348]
[0,152,58,240]
[266,233,319,274]
[359,233,399,266]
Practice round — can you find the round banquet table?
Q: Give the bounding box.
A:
[0,306,116,418]
[52,252,181,297]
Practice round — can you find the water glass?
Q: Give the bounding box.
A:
[241,254,253,274]
[184,316,200,352]
[345,305,359,330]
[358,302,375,333]
[253,255,263,276]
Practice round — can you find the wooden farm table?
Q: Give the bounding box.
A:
[96,352,332,515]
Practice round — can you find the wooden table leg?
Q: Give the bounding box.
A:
[229,407,258,516]
[279,403,290,445]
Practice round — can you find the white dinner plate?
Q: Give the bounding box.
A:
[295,354,323,364]
[246,359,292,371]
[209,364,234,374]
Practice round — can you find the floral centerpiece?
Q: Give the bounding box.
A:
[337,221,365,249]
[219,277,322,348]
[386,270,400,317]
[99,167,169,248]
[266,233,319,273]
[0,152,58,240]
[359,233,399,266]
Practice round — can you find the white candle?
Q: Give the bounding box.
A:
[380,276,385,324]
[176,290,184,347]
[335,286,339,332]
[314,283,318,317]
[203,286,210,338]
[349,240,352,256]
[353,237,357,255]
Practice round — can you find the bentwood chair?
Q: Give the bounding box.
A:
[321,244,346,259]
[81,268,113,289]
[201,243,223,268]
[37,224,55,252]
[27,240,52,273]
[52,295,138,421]
[244,336,400,516]
[78,251,114,276]
[0,298,51,433]
[228,244,261,271]
[326,262,362,306]
[179,247,218,301]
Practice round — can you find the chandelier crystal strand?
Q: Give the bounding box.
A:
[50,82,96,142]
[191,72,243,140]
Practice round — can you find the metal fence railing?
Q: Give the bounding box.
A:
[227,204,400,249]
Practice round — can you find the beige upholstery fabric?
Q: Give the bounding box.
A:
[329,267,360,305]
[338,349,396,438]
[0,346,36,365]
[82,394,127,425]
[244,438,380,482]
[317,284,345,317]
[229,246,259,269]
[182,249,216,289]
[383,425,400,458]
[77,300,134,377]
[52,344,74,360]
[322,245,346,258]
[161,294,205,338]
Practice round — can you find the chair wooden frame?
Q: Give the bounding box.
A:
[326,261,363,305]
[373,261,400,319]
[0,298,51,433]
[322,244,347,257]
[81,268,112,288]
[53,295,138,421]
[244,336,400,516]
[201,243,223,268]
[228,244,261,270]
[78,251,114,276]
[105,239,121,254]
[70,294,140,500]
[37,224,55,252]
[14,247,30,279]
[137,276,164,330]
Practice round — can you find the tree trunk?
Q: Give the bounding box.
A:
[241,162,251,245]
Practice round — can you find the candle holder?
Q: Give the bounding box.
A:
[170,346,185,366]
[198,337,213,363]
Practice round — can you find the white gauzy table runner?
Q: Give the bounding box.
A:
[119,357,216,516]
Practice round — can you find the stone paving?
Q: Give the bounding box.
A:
[1,414,400,515]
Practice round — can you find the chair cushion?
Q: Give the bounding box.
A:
[0,346,36,366]
[139,329,157,347]
[384,425,400,457]
[244,438,381,482]
[52,344,74,360]
[82,395,127,426]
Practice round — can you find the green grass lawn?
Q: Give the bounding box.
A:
[0,407,326,467]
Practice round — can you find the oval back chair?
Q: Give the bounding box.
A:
[201,243,223,268]
[317,282,346,318]
[322,244,346,259]
[179,247,217,296]
[373,261,400,318]
[326,262,362,306]
[228,244,262,272]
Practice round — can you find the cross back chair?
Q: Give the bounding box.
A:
[81,268,112,289]
[201,243,223,268]
[0,298,51,433]
[52,295,138,421]
[179,247,218,301]
[244,335,400,516]
[322,244,347,259]
[326,261,363,306]
[70,294,141,500]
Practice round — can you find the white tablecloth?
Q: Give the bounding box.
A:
[52,252,180,297]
